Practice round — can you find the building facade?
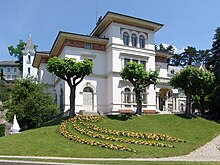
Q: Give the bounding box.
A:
[0,61,20,90]
[33,11,186,115]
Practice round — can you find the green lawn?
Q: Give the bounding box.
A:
[0,114,219,158]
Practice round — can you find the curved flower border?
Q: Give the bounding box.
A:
[77,115,187,143]
[58,115,187,152]
[58,117,135,152]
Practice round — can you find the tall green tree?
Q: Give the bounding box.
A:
[209,27,220,81]
[47,57,93,118]
[8,40,26,70]
[180,46,199,66]
[7,78,58,130]
[120,62,158,115]
[170,66,215,117]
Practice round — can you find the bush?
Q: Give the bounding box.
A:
[7,78,59,130]
[0,124,5,137]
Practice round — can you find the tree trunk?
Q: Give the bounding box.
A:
[185,92,192,117]
[200,96,205,117]
[69,86,76,118]
[136,89,142,115]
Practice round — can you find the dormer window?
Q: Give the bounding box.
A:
[123,32,129,46]
[131,34,137,47]
[139,35,145,48]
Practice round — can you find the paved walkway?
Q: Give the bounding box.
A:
[0,134,220,164]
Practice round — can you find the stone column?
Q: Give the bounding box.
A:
[156,93,160,110]
[172,96,176,112]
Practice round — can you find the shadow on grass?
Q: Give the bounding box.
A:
[107,115,133,121]
[40,116,68,128]
[175,114,198,119]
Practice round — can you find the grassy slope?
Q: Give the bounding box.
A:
[0,114,219,158]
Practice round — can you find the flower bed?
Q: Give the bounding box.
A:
[77,115,187,143]
[58,117,135,152]
[58,115,187,152]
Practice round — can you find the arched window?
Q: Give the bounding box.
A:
[83,87,93,93]
[131,34,137,47]
[139,35,145,48]
[124,88,131,103]
[123,32,129,46]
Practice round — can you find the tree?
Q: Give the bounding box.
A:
[8,40,37,71]
[180,46,200,66]
[0,80,9,102]
[7,78,58,130]
[120,62,158,115]
[47,57,93,118]
[209,27,220,81]
[8,40,26,70]
[170,66,215,117]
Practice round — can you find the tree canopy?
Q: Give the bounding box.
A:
[170,66,215,117]
[47,57,93,117]
[8,40,26,70]
[7,78,58,130]
[120,62,158,115]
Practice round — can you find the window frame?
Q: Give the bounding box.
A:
[123,32,129,46]
[131,34,137,47]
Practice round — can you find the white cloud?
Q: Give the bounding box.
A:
[161,43,186,54]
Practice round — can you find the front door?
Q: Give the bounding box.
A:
[83,87,93,111]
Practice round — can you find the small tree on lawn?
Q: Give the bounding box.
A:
[47,57,92,118]
[120,62,158,115]
[170,66,215,117]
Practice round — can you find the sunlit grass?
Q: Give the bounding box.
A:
[0,114,219,158]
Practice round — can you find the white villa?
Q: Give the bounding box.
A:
[33,11,186,115]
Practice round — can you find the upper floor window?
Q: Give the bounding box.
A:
[27,55,31,64]
[139,35,145,48]
[7,68,10,73]
[14,68,17,73]
[131,34,137,47]
[123,32,129,46]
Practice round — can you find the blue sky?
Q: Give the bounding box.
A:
[0,0,220,61]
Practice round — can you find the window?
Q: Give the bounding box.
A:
[124,58,130,66]
[12,75,17,80]
[28,68,31,75]
[139,35,145,48]
[123,88,131,103]
[123,32,129,46]
[132,59,138,63]
[6,75,11,80]
[132,89,136,103]
[7,68,10,73]
[14,68,17,73]
[27,55,31,64]
[131,34,137,47]
[140,61,146,70]
[84,43,91,49]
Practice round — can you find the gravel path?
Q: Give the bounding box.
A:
[0,134,220,162]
